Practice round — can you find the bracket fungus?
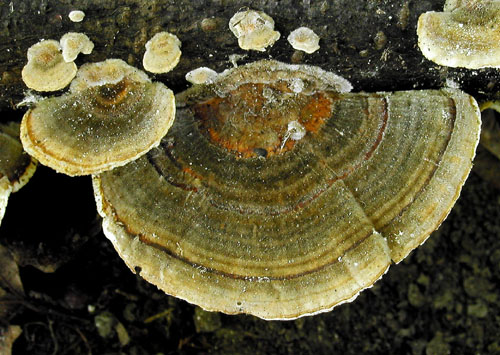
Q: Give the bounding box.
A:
[287,27,320,54]
[185,67,218,85]
[60,32,94,63]
[68,10,85,23]
[93,60,480,320]
[21,40,77,92]
[0,122,37,225]
[142,32,182,74]
[228,10,280,51]
[20,59,175,176]
[417,0,500,68]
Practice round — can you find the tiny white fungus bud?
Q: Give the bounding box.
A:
[287,27,320,54]
[68,10,85,23]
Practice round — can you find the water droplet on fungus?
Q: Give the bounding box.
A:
[287,27,320,54]
[142,32,182,74]
[21,40,77,92]
[229,10,280,51]
[93,60,480,319]
[20,59,175,176]
[417,0,500,68]
[60,32,94,62]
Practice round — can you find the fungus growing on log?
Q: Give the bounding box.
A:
[229,10,280,51]
[93,60,480,320]
[185,67,218,84]
[21,40,77,92]
[68,10,85,22]
[142,32,182,74]
[60,32,94,62]
[417,0,500,68]
[287,27,320,54]
[20,59,175,176]
[0,122,37,225]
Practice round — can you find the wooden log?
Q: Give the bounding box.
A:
[0,0,498,112]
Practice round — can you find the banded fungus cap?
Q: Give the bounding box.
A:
[417,0,500,68]
[93,60,480,320]
[20,59,175,176]
[287,27,320,54]
[228,10,280,51]
[142,32,182,74]
[60,32,94,62]
[21,40,77,92]
[0,122,37,224]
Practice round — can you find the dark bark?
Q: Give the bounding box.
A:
[0,0,498,112]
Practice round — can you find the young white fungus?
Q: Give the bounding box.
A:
[228,10,280,51]
[185,67,218,84]
[60,32,94,62]
[287,27,320,54]
[68,10,85,22]
[143,32,182,74]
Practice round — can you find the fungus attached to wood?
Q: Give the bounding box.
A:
[20,59,175,176]
[228,10,280,51]
[93,60,480,320]
[68,10,85,22]
[417,0,500,68]
[0,122,37,225]
[142,32,182,74]
[287,27,320,54]
[21,40,77,92]
[185,67,218,84]
[60,32,94,62]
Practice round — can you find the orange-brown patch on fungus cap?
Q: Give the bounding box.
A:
[0,122,37,224]
[142,32,182,74]
[20,59,175,176]
[21,40,77,92]
[93,59,479,319]
[228,10,280,51]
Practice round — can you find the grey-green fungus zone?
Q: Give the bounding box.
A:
[92,60,480,320]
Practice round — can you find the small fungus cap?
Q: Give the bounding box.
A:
[20,59,176,176]
[0,122,37,224]
[68,10,85,22]
[417,0,500,68]
[287,27,320,54]
[228,10,280,51]
[185,67,218,84]
[60,32,94,62]
[93,59,480,320]
[21,40,77,92]
[142,32,182,74]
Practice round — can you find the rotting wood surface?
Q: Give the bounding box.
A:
[0,0,499,112]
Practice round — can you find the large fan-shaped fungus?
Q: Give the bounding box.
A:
[20,59,176,176]
[0,122,36,224]
[93,60,480,320]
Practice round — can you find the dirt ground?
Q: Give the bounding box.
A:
[1,110,499,354]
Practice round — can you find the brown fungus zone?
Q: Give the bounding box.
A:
[20,59,175,176]
[0,122,37,225]
[93,60,480,320]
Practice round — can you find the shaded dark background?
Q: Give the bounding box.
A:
[0,1,499,354]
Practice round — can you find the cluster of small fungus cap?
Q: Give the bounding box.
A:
[417,0,500,68]
[12,6,484,320]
